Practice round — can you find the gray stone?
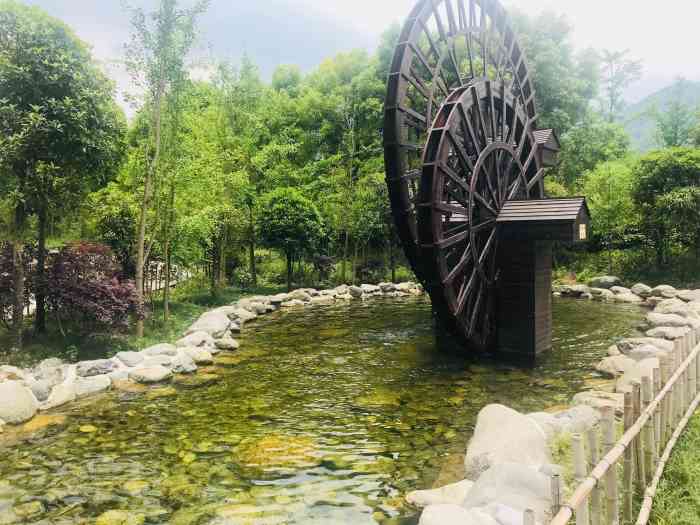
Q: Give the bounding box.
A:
[116,351,144,367]
[142,355,173,368]
[232,307,257,324]
[229,321,241,333]
[310,295,335,305]
[349,286,364,298]
[75,374,111,398]
[607,344,621,356]
[645,296,665,307]
[406,480,475,507]
[183,347,214,365]
[529,406,600,440]
[215,336,240,350]
[610,285,631,295]
[631,283,653,297]
[248,302,267,315]
[463,462,551,523]
[627,344,670,361]
[334,285,349,295]
[419,505,498,525]
[288,290,313,302]
[318,289,337,297]
[589,276,621,289]
[651,285,678,298]
[32,358,64,386]
[654,298,699,318]
[25,377,52,402]
[108,369,130,381]
[268,293,290,305]
[281,299,305,308]
[210,305,242,320]
[646,326,690,340]
[171,352,197,374]
[176,331,215,348]
[572,390,624,416]
[581,292,594,300]
[361,283,381,294]
[186,311,231,337]
[677,289,700,303]
[142,343,178,356]
[616,358,659,393]
[40,379,77,411]
[647,312,700,329]
[595,355,636,378]
[379,282,397,293]
[0,381,39,424]
[76,359,117,377]
[617,337,674,353]
[464,404,549,480]
[615,292,644,304]
[129,366,172,384]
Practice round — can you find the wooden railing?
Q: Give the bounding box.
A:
[545,327,700,525]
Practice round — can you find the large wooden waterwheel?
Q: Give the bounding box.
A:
[384,0,578,354]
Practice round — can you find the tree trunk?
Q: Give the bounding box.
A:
[210,234,220,298]
[389,238,396,283]
[286,252,293,292]
[219,227,227,287]
[248,205,257,287]
[352,240,359,285]
[11,204,25,351]
[35,205,47,334]
[341,230,349,283]
[163,183,175,322]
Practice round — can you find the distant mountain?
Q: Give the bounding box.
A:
[622,80,700,152]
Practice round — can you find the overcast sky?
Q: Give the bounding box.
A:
[24,0,700,111]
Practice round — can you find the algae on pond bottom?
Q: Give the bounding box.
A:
[0,296,643,524]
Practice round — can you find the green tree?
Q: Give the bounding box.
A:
[258,188,325,291]
[651,79,696,148]
[632,148,700,267]
[123,0,208,336]
[583,158,638,272]
[0,0,125,345]
[556,112,630,189]
[600,49,643,122]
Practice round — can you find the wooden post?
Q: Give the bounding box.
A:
[601,406,618,525]
[632,381,646,491]
[641,376,655,482]
[622,390,634,523]
[587,428,602,525]
[659,354,670,447]
[690,350,697,405]
[652,367,662,457]
[524,509,536,525]
[551,473,562,520]
[572,433,590,525]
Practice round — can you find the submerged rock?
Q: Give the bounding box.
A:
[464,404,549,480]
[95,510,145,525]
[0,381,39,424]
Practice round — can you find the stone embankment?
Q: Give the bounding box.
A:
[0,282,423,433]
[409,278,700,525]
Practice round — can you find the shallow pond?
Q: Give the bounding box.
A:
[0,296,644,524]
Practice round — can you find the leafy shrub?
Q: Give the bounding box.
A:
[46,242,142,332]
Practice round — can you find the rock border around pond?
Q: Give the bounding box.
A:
[0,281,424,433]
[411,278,700,525]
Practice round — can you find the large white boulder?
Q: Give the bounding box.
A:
[232,307,257,324]
[610,285,631,295]
[419,505,498,525]
[617,337,674,353]
[129,366,172,384]
[142,343,178,356]
[186,311,230,337]
[349,286,364,298]
[650,285,678,298]
[0,381,39,424]
[647,313,700,329]
[464,404,549,480]
[214,336,240,350]
[631,283,653,297]
[406,480,474,508]
[646,326,690,340]
[171,352,197,374]
[589,276,621,289]
[288,290,313,302]
[616,358,659,393]
[183,347,214,365]
[595,355,636,377]
[677,290,700,303]
[75,374,111,398]
[40,380,77,411]
[77,359,117,377]
[615,293,643,304]
[116,351,144,367]
[462,462,551,523]
[176,331,215,348]
[654,298,699,319]
[572,390,624,416]
[627,344,669,361]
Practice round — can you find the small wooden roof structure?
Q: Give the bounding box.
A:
[497,197,590,242]
[533,129,561,168]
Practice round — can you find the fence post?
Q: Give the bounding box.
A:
[622,390,634,523]
[659,354,670,447]
[587,427,602,525]
[601,406,618,525]
[572,433,590,525]
[641,375,655,483]
[524,509,535,525]
[551,473,562,520]
[631,381,646,491]
[652,367,661,457]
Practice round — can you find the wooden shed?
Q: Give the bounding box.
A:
[496,197,590,243]
[533,129,561,168]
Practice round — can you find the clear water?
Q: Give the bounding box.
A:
[0,297,644,524]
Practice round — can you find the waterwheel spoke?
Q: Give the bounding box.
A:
[435,229,469,249]
[447,129,475,173]
[477,228,497,265]
[455,266,478,315]
[443,245,472,285]
[471,217,496,235]
[470,86,489,150]
[468,280,485,336]
[527,168,546,192]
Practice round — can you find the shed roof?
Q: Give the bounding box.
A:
[533,128,560,150]
[497,197,588,223]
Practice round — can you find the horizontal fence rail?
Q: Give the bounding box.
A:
[546,328,700,525]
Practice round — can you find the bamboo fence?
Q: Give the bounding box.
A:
[531,327,700,525]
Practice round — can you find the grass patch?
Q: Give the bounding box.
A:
[0,277,284,368]
[650,413,700,524]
